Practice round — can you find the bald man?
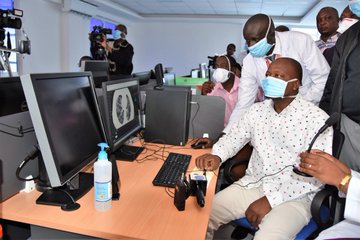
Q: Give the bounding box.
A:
[224,14,329,134]
[315,7,340,53]
[196,58,333,240]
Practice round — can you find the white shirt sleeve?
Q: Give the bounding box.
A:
[296,33,330,105]
[344,170,360,222]
[223,55,259,134]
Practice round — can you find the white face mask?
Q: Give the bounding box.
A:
[337,18,359,33]
[212,68,233,83]
[212,55,233,83]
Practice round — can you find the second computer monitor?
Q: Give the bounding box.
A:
[101,78,142,155]
[81,60,109,88]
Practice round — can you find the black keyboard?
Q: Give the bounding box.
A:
[152,152,191,187]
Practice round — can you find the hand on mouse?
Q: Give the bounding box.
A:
[191,138,214,149]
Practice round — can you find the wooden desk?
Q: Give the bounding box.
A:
[0,142,216,239]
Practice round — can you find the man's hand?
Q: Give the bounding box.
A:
[201,81,215,95]
[245,196,272,229]
[192,137,214,149]
[195,153,221,171]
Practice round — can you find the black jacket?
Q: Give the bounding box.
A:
[319,21,360,123]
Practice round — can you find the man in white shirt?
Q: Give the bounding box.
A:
[224,14,330,134]
[299,150,360,239]
[196,58,333,240]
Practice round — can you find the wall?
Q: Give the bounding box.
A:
[14,0,244,76]
[130,21,243,75]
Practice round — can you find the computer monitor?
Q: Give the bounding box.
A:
[101,77,143,161]
[154,63,164,89]
[80,60,109,88]
[0,77,28,117]
[20,72,106,207]
[132,71,151,85]
[163,72,176,86]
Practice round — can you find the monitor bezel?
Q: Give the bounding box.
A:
[101,77,142,153]
[20,72,106,187]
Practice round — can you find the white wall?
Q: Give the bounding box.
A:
[130,21,243,75]
[15,0,244,76]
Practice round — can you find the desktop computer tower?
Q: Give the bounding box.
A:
[144,87,191,146]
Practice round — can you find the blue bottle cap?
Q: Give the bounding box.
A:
[97,142,109,160]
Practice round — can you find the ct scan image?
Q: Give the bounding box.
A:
[111,88,134,129]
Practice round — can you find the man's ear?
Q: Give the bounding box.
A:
[292,80,300,91]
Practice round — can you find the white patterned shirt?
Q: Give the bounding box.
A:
[212,95,333,207]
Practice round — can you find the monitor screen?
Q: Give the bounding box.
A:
[81,60,109,88]
[0,77,28,117]
[20,72,106,188]
[101,78,142,153]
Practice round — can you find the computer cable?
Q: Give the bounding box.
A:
[233,164,294,188]
[16,144,40,181]
[190,101,200,139]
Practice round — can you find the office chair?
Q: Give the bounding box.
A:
[222,129,345,239]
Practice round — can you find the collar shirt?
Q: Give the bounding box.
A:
[224,31,330,134]
[212,95,333,208]
[207,76,240,127]
[315,33,341,52]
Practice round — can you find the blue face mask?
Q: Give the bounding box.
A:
[247,16,275,57]
[261,76,298,98]
[349,0,360,17]
[113,30,122,40]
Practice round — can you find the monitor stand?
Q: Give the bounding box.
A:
[113,145,144,161]
[36,172,93,207]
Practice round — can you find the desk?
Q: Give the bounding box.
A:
[0,141,216,239]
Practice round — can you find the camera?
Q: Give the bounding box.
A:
[0,9,23,44]
[174,173,207,211]
[207,55,218,69]
[89,26,112,60]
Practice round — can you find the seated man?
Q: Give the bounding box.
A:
[195,57,333,240]
[201,55,240,127]
[299,150,360,239]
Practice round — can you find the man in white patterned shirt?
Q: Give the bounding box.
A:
[196,58,333,240]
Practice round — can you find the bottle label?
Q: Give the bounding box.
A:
[95,181,112,202]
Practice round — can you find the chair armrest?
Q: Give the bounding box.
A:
[222,143,253,183]
[310,185,338,229]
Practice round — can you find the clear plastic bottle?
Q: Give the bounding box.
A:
[94,142,112,211]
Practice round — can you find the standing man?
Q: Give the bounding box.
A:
[320,0,360,172]
[101,24,134,76]
[315,7,340,53]
[225,14,329,134]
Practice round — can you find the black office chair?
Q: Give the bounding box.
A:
[222,129,345,239]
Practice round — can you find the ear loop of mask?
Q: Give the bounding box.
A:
[265,15,272,39]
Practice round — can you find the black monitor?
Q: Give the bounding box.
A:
[101,77,144,161]
[132,71,151,85]
[80,60,109,88]
[0,77,28,117]
[20,72,106,207]
[154,63,164,89]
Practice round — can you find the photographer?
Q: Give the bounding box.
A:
[101,24,134,76]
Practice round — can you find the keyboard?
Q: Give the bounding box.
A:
[152,152,191,187]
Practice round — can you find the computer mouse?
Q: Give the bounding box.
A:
[191,141,207,149]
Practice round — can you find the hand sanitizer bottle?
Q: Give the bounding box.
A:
[94,142,112,211]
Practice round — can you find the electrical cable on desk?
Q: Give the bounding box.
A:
[165,187,175,198]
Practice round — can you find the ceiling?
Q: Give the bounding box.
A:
[87,0,347,26]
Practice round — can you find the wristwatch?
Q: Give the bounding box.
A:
[338,174,351,192]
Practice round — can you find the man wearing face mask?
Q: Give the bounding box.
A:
[320,0,360,178]
[195,58,332,240]
[224,14,330,135]
[201,55,240,127]
[101,24,134,76]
